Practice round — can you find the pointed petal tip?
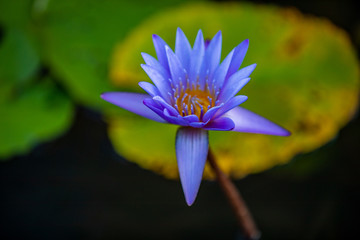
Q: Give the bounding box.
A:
[140,63,147,72]
[209,30,222,45]
[185,196,195,206]
[140,52,147,58]
[140,63,152,72]
[238,39,249,48]
[282,129,292,137]
[138,81,152,91]
[239,95,248,103]
[213,30,222,37]
[100,92,114,100]
[246,63,257,73]
[270,125,292,137]
[152,34,161,43]
[182,176,199,206]
[243,77,251,85]
[273,128,292,137]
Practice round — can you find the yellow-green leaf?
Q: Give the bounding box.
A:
[107,2,359,179]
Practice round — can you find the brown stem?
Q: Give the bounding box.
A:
[207,149,260,240]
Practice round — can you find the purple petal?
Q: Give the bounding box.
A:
[189,122,206,128]
[163,109,188,126]
[223,63,256,89]
[141,64,171,102]
[175,27,192,71]
[213,95,248,119]
[143,98,167,120]
[166,46,186,87]
[225,107,291,136]
[176,127,209,206]
[138,81,160,97]
[101,92,166,123]
[232,63,256,81]
[153,95,179,116]
[218,77,250,103]
[226,39,249,79]
[199,31,222,89]
[183,114,200,123]
[143,99,188,127]
[202,104,224,123]
[205,31,222,76]
[141,52,170,79]
[189,30,205,82]
[219,63,256,101]
[203,117,235,131]
[212,48,234,87]
[152,34,170,71]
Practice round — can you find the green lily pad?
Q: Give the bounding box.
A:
[37,0,194,109]
[0,28,40,85]
[0,0,33,28]
[0,2,74,159]
[0,79,74,159]
[107,2,359,179]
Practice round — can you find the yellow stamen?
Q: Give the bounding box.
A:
[176,86,215,118]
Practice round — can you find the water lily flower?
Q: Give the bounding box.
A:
[101,28,290,206]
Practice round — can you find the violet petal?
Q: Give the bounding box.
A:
[203,117,235,131]
[141,52,170,79]
[212,48,234,87]
[189,122,206,128]
[205,31,222,76]
[202,104,224,123]
[152,34,170,72]
[101,92,166,123]
[175,27,192,71]
[226,107,291,136]
[226,39,249,79]
[189,30,205,82]
[138,81,160,97]
[143,98,168,121]
[176,127,209,206]
[218,77,250,103]
[153,96,179,116]
[166,46,186,87]
[163,109,188,126]
[213,95,248,119]
[141,64,171,102]
[183,114,200,123]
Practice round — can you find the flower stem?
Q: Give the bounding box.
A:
[207,149,260,240]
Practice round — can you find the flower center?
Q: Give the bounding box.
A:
[173,83,216,119]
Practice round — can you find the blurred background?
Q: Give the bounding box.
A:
[0,0,359,239]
